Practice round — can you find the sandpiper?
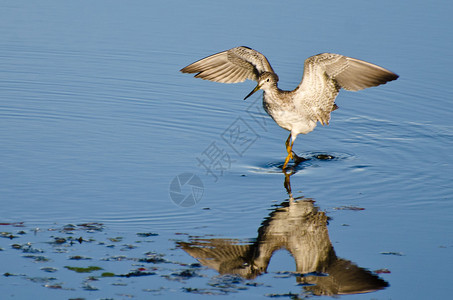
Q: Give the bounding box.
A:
[181,46,398,169]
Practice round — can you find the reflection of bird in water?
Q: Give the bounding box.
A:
[178,173,388,296]
[181,46,398,169]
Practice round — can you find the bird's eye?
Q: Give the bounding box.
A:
[266,78,270,82]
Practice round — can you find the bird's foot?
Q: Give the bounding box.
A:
[292,151,308,164]
[282,151,307,170]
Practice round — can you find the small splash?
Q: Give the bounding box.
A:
[251,151,353,174]
[304,151,352,161]
[315,154,335,160]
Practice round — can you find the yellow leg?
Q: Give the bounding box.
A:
[283,153,292,169]
[285,134,293,159]
[285,134,291,149]
[283,134,294,169]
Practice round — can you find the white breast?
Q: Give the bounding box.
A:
[263,93,317,135]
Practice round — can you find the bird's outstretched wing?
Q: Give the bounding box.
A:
[295,53,399,125]
[180,46,275,83]
[178,239,259,278]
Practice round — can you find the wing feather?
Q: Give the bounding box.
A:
[180,46,275,83]
[295,53,398,125]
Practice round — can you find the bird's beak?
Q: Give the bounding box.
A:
[244,83,262,100]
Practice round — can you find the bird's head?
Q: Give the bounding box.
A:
[244,72,279,100]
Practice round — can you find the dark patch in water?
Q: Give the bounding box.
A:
[380,251,405,256]
[26,276,57,283]
[305,151,352,161]
[173,269,198,278]
[107,236,123,242]
[0,232,18,239]
[333,205,365,211]
[64,266,103,273]
[265,292,300,298]
[136,232,159,237]
[117,270,156,277]
[23,255,50,262]
[138,256,166,264]
[52,237,67,244]
[315,154,335,160]
[40,267,58,273]
[69,255,92,260]
[351,165,369,169]
[0,222,25,227]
